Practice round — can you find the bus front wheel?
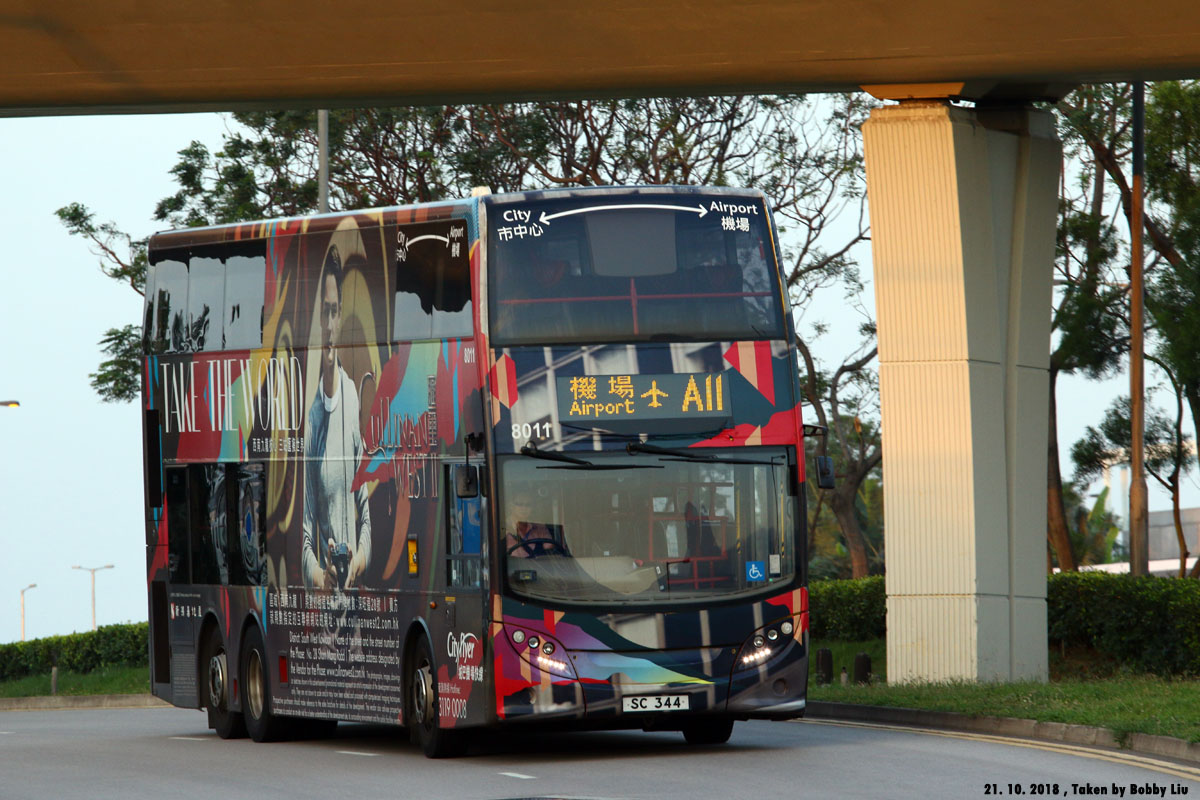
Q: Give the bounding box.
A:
[681,717,734,745]
[408,637,466,758]
[202,628,246,739]
[241,625,286,743]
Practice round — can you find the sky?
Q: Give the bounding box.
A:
[0,111,1193,645]
[0,113,229,644]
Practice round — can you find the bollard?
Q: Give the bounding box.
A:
[815,648,833,685]
[839,666,848,686]
[51,665,58,696]
[853,652,871,684]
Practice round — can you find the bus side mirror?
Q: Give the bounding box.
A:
[455,465,479,498]
[814,456,836,490]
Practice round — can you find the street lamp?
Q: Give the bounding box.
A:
[72,564,114,631]
[20,583,36,641]
[1,400,18,408]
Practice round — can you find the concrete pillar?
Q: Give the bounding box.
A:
[863,102,1059,682]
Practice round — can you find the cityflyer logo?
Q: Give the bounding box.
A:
[446,631,483,683]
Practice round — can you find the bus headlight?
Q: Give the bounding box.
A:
[501,626,577,680]
[738,615,803,668]
[536,652,569,673]
[742,646,773,666]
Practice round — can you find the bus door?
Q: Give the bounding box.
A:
[161,466,205,706]
[437,464,488,728]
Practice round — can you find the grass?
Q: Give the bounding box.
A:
[809,638,1200,744]
[0,665,149,699]
[810,675,1200,744]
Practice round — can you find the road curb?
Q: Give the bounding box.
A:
[0,694,170,711]
[807,701,1200,765]
[6,694,1200,765]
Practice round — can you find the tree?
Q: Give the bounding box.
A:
[1144,81,1200,576]
[54,202,147,402]
[1049,85,1135,570]
[797,337,882,579]
[1059,80,1200,578]
[1061,483,1123,567]
[1072,394,1194,574]
[62,95,880,561]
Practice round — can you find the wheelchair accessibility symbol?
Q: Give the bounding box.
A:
[746,561,766,582]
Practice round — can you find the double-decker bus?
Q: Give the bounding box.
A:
[141,185,813,757]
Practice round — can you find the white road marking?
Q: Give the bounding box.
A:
[0,731,12,735]
[499,772,537,780]
[169,736,208,741]
[336,750,379,757]
[803,719,1200,783]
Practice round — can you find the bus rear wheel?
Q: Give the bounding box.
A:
[408,637,465,758]
[202,628,246,739]
[241,625,286,743]
[681,717,734,745]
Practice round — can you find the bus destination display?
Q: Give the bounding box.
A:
[556,372,731,422]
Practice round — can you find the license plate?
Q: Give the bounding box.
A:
[622,694,690,712]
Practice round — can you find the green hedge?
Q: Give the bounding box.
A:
[811,572,1200,676]
[0,623,148,682]
[1048,571,1200,676]
[809,576,886,640]
[5,574,1200,680]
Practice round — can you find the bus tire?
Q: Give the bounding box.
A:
[681,717,734,745]
[202,628,246,739]
[240,624,285,743]
[408,636,466,758]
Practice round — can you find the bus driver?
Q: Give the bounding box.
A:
[505,491,563,558]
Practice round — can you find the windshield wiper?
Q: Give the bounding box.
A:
[627,440,780,466]
[626,441,714,461]
[520,442,592,466]
[537,463,664,471]
[521,443,663,471]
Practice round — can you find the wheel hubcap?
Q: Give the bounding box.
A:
[247,650,265,720]
[208,652,227,709]
[412,662,432,727]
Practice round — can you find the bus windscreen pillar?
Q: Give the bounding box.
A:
[863,102,1058,683]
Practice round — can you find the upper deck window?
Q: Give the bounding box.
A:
[146,241,266,354]
[390,217,472,341]
[487,194,785,346]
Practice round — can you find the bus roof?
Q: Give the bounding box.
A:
[147,185,769,253]
[147,195,477,253]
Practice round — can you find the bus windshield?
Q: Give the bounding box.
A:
[499,447,795,605]
[487,194,785,346]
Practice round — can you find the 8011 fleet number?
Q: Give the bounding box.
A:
[512,422,553,444]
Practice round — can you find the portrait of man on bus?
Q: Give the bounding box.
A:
[505,490,566,559]
[301,235,373,591]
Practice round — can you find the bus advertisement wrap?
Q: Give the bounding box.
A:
[141,186,811,756]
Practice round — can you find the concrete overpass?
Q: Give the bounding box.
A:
[8,1,1198,683]
[3,1,1199,114]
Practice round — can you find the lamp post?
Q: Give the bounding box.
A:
[20,583,36,641]
[72,564,114,631]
